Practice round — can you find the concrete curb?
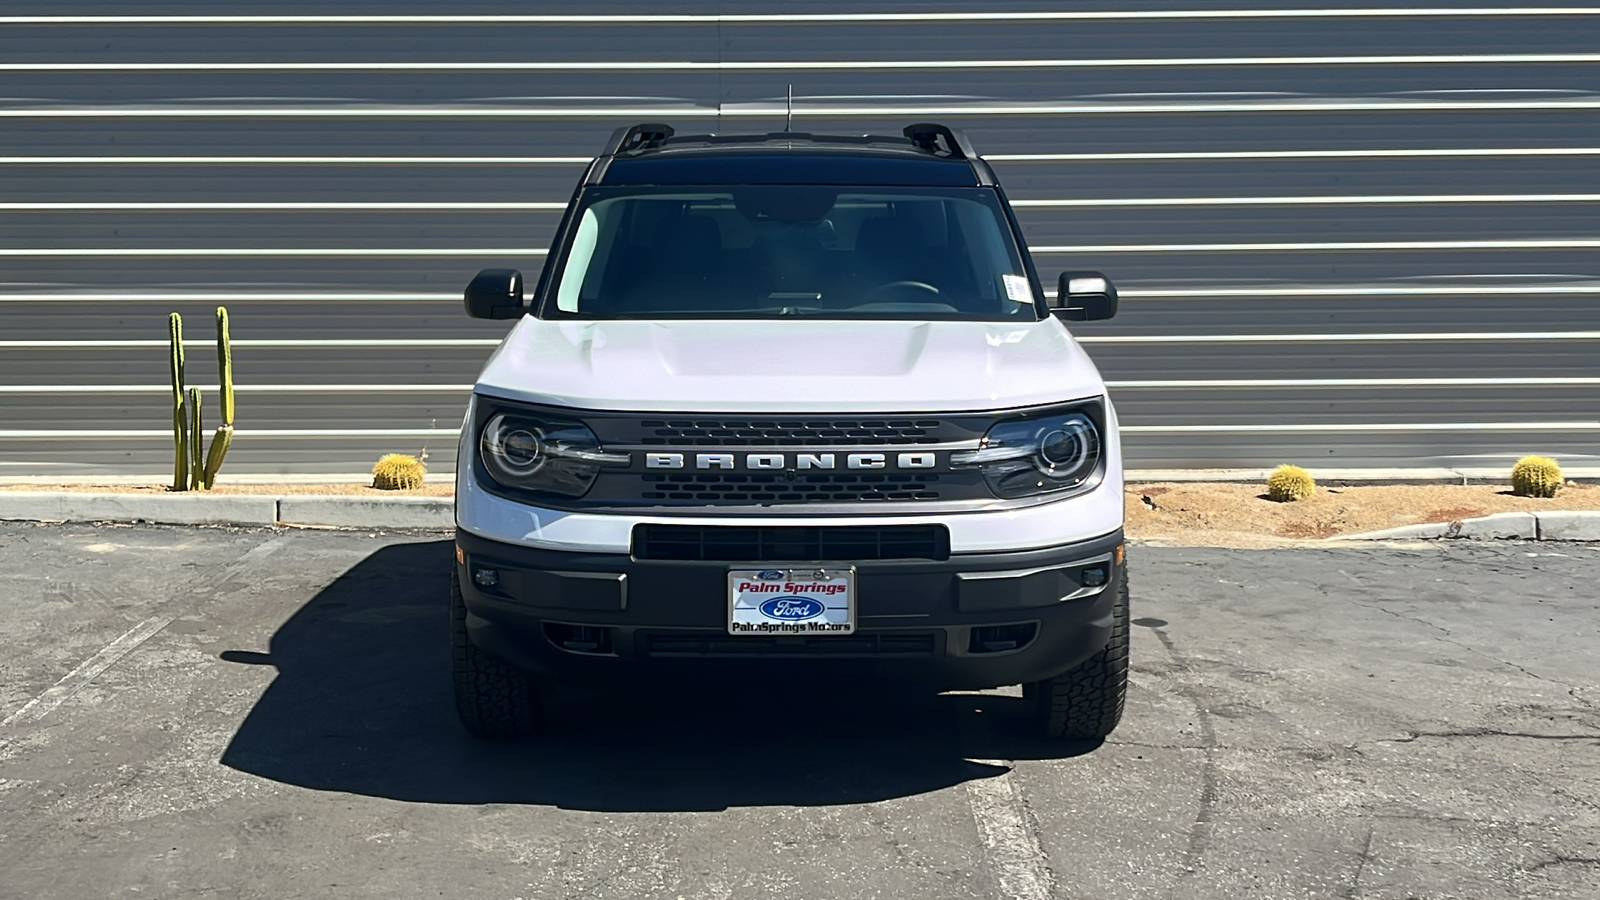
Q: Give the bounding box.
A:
[3,492,1595,541]
[0,492,452,531]
[1335,510,1600,542]
[277,496,453,530]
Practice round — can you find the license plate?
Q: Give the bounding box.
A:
[728,567,855,636]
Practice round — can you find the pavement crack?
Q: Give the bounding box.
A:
[1552,785,1600,815]
[1344,823,1376,900]
[1527,856,1600,872]
[1381,729,1600,744]
[1148,625,1219,879]
[1339,593,1597,707]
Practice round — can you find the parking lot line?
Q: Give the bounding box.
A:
[965,763,1056,900]
[1,616,174,728]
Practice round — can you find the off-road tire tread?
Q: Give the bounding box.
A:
[450,570,543,738]
[1032,572,1130,740]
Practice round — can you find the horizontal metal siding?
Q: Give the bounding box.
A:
[0,3,1596,475]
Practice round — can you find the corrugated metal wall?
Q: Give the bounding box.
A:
[3,2,1597,476]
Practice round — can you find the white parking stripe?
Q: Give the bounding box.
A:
[8,9,1600,24]
[1,617,174,729]
[965,765,1056,900]
[6,98,1600,118]
[8,53,1600,71]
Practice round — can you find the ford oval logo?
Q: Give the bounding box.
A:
[755,570,785,581]
[759,595,826,621]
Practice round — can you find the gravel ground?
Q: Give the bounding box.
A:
[1127,482,1600,546]
[1,523,1597,899]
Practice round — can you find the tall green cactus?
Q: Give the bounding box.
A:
[201,306,234,488]
[169,312,189,491]
[168,306,236,491]
[187,386,204,491]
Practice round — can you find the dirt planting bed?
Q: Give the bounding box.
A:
[1127,481,1598,547]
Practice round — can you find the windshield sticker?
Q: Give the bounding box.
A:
[1002,273,1035,304]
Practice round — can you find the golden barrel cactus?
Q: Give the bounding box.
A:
[372,454,426,490]
[1266,464,1316,502]
[1510,456,1562,498]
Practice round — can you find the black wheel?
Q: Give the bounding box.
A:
[1027,570,1129,740]
[450,569,545,738]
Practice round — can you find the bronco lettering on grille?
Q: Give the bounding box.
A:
[643,452,938,471]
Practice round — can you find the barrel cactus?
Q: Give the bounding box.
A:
[1511,456,1562,498]
[373,454,427,490]
[1266,464,1316,502]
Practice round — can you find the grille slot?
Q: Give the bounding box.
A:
[640,418,943,446]
[633,524,950,561]
[642,631,938,658]
[638,472,942,503]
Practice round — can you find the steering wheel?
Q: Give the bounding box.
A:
[864,280,941,302]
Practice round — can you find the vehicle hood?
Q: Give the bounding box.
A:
[472,318,1107,413]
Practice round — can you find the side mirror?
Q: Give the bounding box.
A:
[464,268,526,319]
[1051,271,1118,321]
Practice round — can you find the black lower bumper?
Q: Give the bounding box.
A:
[454,527,1125,691]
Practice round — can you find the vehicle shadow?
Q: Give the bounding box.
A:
[219,540,1100,811]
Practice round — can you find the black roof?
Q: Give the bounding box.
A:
[588,123,994,188]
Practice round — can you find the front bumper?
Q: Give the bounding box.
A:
[455,527,1125,691]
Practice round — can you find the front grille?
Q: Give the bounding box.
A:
[639,418,943,446]
[638,472,942,503]
[632,524,950,561]
[642,631,938,658]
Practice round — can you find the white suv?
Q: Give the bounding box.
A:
[452,123,1127,740]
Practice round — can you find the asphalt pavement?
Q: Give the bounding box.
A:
[2,523,1597,899]
[2,3,1599,475]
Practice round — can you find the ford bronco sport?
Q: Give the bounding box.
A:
[453,123,1127,739]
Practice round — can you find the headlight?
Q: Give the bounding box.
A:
[951,408,1102,499]
[479,412,629,498]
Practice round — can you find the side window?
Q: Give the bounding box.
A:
[555,208,600,312]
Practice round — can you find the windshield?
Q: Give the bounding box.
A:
[544,185,1040,320]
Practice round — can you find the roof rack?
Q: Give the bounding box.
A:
[595,122,978,160]
[902,124,975,160]
[602,122,676,157]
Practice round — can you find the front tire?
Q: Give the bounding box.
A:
[450,569,545,738]
[1026,570,1130,740]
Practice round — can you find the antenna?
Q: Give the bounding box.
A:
[786,84,793,132]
